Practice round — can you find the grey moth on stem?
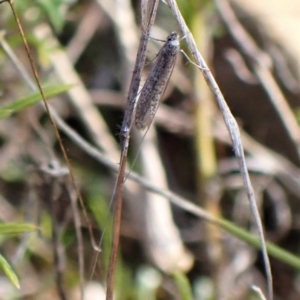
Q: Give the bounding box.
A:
[135,31,180,130]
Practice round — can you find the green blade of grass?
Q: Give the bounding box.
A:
[0,253,20,289]
[0,83,72,119]
[217,217,300,270]
[172,271,193,300]
[0,223,37,234]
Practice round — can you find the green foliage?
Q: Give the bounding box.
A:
[0,223,37,289]
[217,217,300,270]
[13,0,66,32]
[37,0,65,32]
[0,254,20,289]
[0,83,72,119]
[0,223,37,234]
[172,271,193,300]
[0,160,25,181]
[177,0,213,27]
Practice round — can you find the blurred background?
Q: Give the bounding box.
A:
[0,0,299,299]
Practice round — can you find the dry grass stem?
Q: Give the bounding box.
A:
[165,0,272,298]
[105,0,160,299]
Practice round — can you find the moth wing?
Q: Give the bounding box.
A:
[135,92,153,130]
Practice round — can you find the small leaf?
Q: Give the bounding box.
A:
[0,254,20,289]
[172,271,193,300]
[37,0,65,32]
[0,83,72,119]
[0,223,37,235]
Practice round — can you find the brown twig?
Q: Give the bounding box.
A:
[0,4,99,299]
[0,29,99,252]
[105,1,160,299]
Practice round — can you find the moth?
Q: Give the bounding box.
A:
[135,32,180,130]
